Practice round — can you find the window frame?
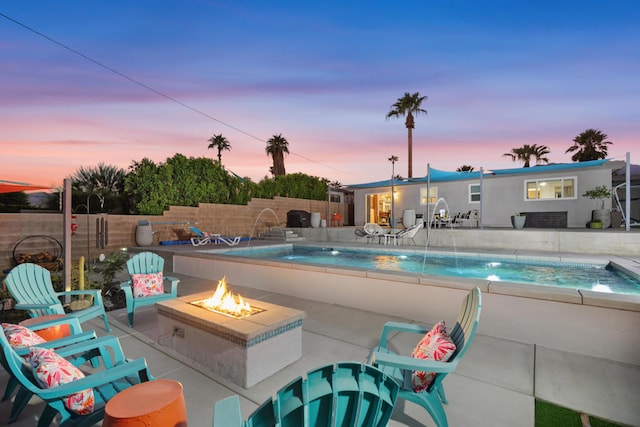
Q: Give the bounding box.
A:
[524,176,577,201]
[419,186,438,205]
[468,183,481,203]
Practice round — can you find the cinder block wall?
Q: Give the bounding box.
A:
[0,197,347,272]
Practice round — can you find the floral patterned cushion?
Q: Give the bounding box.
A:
[29,347,94,415]
[2,323,46,348]
[131,272,165,297]
[410,320,457,392]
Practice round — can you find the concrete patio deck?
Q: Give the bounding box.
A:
[1,243,639,426]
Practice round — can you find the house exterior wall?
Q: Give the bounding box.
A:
[352,164,615,228]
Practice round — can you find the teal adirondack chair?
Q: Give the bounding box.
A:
[213,362,400,427]
[0,322,155,426]
[4,263,111,332]
[1,316,97,404]
[368,287,482,427]
[119,251,180,327]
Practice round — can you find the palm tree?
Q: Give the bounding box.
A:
[456,165,475,172]
[503,144,550,167]
[265,133,290,176]
[386,92,428,178]
[207,134,231,164]
[566,129,612,162]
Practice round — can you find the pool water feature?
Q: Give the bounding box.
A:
[206,245,640,296]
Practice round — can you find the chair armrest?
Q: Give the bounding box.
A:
[15,331,97,357]
[378,321,430,348]
[55,335,127,368]
[57,289,105,307]
[371,351,457,374]
[23,316,84,335]
[14,303,58,311]
[213,395,243,426]
[37,358,151,400]
[164,276,180,296]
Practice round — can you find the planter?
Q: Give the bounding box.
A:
[310,212,321,228]
[511,215,526,229]
[135,224,154,246]
[591,209,611,229]
[589,221,603,229]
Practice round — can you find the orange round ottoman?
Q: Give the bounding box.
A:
[20,314,71,341]
[103,379,187,426]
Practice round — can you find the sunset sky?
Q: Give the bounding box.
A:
[1,1,638,189]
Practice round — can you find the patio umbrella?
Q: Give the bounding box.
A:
[0,180,51,194]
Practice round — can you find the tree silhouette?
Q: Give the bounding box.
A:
[503,144,550,167]
[386,92,428,178]
[566,129,612,162]
[207,134,231,164]
[265,133,290,176]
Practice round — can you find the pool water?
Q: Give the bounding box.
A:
[212,245,640,296]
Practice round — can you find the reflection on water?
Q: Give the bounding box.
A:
[373,255,401,271]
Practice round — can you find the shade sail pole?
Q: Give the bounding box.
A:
[63,178,72,302]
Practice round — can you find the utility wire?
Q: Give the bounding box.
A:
[1,12,361,180]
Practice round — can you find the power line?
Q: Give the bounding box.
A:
[1,12,362,179]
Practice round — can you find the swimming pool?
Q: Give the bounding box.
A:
[206,245,640,296]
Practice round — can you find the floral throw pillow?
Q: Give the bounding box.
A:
[2,323,46,348]
[131,272,165,297]
[29,347,94,415]
[410,320,457,392]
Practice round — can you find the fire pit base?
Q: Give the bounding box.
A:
[156,291,305,388]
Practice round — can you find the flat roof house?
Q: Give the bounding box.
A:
[349,159,635,229]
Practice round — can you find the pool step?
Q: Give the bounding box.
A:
[259,228,305,242]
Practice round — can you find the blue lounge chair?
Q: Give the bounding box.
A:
[213,362,399,427]
[1,321,155,426]
[368,287,482,427]
[4,263,111,332]
[119,251,180,327]
[1,316,97,404]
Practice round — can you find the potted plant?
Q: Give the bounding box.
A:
[582,185,612,228]
[589,219,603,229]
[511,213,526,229]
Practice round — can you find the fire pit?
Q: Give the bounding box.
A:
[156,278,305,388]
[188,276,264,319]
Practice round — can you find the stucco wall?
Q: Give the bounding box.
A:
[0,197,347,272]
[353,165,615,228]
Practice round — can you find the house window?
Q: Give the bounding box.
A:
[469,183,481,203]
[525,177,576,200]
[420,187,437,205]
[330,194,341,203]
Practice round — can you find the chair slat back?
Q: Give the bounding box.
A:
[431,287,482,390]
[4,263,63,316]
[246,362,399,427]
[126,252,164,275]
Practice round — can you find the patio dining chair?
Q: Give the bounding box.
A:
[363,222,385,244]
[213,362,399,427]
[368,287,482,427]
[4,263,111,332]
[383,222,423,245]
[120,251,180,327]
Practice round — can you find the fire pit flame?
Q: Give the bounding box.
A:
[190,276,264,319]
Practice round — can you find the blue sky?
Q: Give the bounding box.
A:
[1,1,638,187]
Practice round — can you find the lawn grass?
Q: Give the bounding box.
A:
[536,400,625,427]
